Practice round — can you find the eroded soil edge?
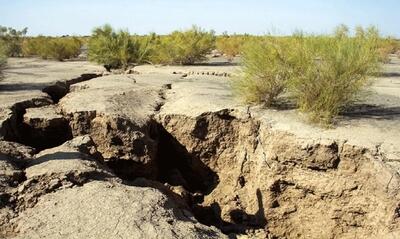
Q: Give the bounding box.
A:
[155,109,400,238]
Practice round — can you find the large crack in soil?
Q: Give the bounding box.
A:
[2,74,400,238]
[155,110,400,238]
[155,122,219,194]
[3,73,101,151]
[155,110,270,234]
[1,74,252,235]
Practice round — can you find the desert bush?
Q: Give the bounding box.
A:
[0,26,27,57]
[88,24,146,70]
[377,37,400,63]
[0,41,7,73]
[22,36,82,61]
[150,26,216,65]
[0,41,7,81]
[358,26,398,63]
[288,34,380,124]
[47,37,82,61]
[216,35,248,61]
[22,36,45,56]
[334,24,350,39]
[234,26,380,125]
[232,37,293,105]
[131,33,159,64]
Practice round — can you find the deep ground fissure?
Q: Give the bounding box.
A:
[2,73,267,235]
[4,74,101,151]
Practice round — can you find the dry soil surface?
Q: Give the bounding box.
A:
[0,56,400,239]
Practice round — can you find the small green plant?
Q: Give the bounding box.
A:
[88,24,146,70]
[0,26,27,57]
[150,26,216,65]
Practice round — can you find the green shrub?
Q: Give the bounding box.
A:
[22,36,82,61]
[47,37,82,61]
[334,24,350,39]
[288,34,380,124]
[216,35,247,61]
[0,26,27,57]
[232,37,292,106]
[0,41,7,72]
[22,37,44,56]
[150,26,215,65]
[88,24,146,70]
[22,36,53,59]
[358,26,397,63]
[88,25,215,67]
[377,37,400,63]
[234,26,380,125]
[131,33,158,64]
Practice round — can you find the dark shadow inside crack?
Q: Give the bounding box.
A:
[3,104,73,151]
[155,122,219,194]
[3,74,102,151]
[192,189,268,235]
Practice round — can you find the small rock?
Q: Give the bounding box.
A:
[17,180,32,193]
[60,182,74,189]
[124,68,135,74]
[48,179,61,190]
[163,84,172,90]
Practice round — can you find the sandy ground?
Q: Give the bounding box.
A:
[1,56,399,159]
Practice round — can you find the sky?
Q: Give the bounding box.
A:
[1,0,399,37]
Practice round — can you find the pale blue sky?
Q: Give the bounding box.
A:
[1,0,399,36]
